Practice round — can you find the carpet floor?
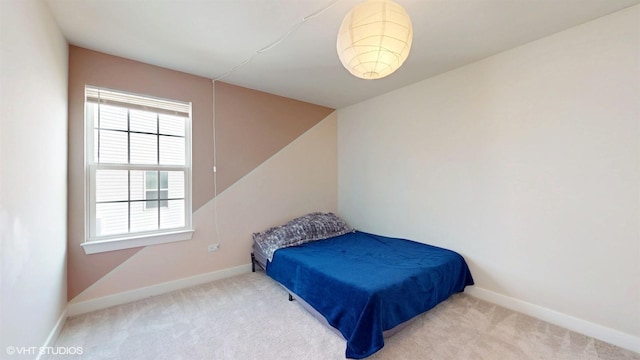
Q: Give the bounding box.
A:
[50,272,639,360]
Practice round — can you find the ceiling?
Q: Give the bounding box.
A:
[45,0,639,109]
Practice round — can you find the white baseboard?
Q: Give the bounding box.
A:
[465,286,640,354]
[35,308,68,360]
[67,263,252,317]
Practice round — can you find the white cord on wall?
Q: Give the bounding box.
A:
[209,0,341,250]
[211,79,221,248]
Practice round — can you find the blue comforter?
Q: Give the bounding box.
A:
[266,231,474,359]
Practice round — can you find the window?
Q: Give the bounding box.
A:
[82,86,193,254]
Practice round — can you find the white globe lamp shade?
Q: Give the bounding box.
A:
[337,0,413,80]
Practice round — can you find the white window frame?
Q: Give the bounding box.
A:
[82,86,194,254]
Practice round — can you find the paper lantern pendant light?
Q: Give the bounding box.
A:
[337,0,413,80]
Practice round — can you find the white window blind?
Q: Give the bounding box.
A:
[84,86,193,251]
[86,87,190,117]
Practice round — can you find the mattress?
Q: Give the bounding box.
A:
[251,242,410,340]
[252,242,268,270]
[253,231,473,358]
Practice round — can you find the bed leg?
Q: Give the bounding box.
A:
[251,252,255,273]
[288,293,294,301]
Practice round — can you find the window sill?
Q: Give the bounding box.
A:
[81,229,195,254]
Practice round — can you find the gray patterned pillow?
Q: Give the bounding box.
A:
[253,212,354,262]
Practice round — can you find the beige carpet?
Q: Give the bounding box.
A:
[50,272,639,360]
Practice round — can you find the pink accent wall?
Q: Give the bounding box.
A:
[214,82,333,192]
[67,47,334,300]
[68,47,214,299]
[72,112,338,302]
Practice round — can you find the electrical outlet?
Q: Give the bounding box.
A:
[208,243,220,252]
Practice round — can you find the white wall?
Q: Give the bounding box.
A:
[0,0,68,356]
[338,4,639,351]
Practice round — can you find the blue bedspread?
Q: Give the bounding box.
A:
[266,231,474,359]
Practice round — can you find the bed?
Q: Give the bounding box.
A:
[251,213,474,359]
